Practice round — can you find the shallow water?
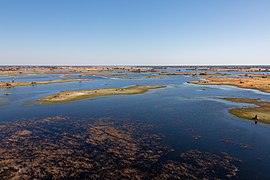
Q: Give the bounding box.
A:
[0,73,270,179]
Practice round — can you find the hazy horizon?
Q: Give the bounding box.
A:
[1,0,270,65]
[3,63,270,66]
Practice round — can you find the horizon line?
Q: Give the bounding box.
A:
[1,64,270,67]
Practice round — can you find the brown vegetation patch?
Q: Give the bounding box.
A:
[191,75,270,93]
[157,150,241,179]
[0,117,241,179]
[43,116,68,122]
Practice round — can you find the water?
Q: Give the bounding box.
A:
[0,73,270,179]
[220,71,270,77]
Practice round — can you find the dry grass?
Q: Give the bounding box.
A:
[191,75,270,93]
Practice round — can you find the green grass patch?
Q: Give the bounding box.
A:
[221,98,270,124]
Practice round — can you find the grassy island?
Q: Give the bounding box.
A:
[191,75,270,93]
[221,98,270,124]
[0,79,89,88]
[38,85,166,104]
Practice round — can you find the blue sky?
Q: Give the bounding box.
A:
[0,0,269,65]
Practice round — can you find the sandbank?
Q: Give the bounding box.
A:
[38,85,166,104]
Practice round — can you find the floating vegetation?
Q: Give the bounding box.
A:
[43,116,68,122]
[0,116,241,179]
[221,138,253,150]
[156,150,241,179]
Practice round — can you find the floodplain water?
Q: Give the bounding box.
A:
[1,72,270,179]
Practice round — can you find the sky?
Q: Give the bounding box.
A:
[0,0,269,65]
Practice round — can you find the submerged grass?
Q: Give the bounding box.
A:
[38,85,166,104]
[221,98,270,124]
[0,98,9,106]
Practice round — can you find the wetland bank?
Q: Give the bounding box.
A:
[1,66,270,179]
